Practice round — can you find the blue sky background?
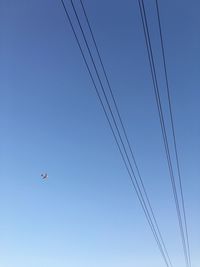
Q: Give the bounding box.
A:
[0,1,200,266]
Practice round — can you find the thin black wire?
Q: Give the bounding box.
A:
[138,1,189,267]
[78,1,173,266]
[59,0,171,266]
[69,0,167,257]
[59,0,169,264]
[139,2,189,266]
[70,3,173,266]
[155,1,191,266]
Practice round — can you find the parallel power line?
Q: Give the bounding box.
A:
[155,1,191,266]
[137,1,190,267]
[59,1,173,266]
[78,0,173,265]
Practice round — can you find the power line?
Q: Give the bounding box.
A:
[138,1,189,267]
[78,0,173,266]
[155,1,191,266]
[59,0,172,266]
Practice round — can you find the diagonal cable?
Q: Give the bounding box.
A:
[59,0,173,266]
[78,0,173,266]
[155,1,191,266]
[138,1,190,267]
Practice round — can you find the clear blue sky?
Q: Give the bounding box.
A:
[0,1,200,267]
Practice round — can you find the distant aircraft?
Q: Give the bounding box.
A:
[41,173,48,179]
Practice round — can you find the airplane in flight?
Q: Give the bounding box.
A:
[41,173,48,179]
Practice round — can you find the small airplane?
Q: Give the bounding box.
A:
[41,173,48,179]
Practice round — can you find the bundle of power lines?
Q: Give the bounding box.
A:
[59,1,191,267]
